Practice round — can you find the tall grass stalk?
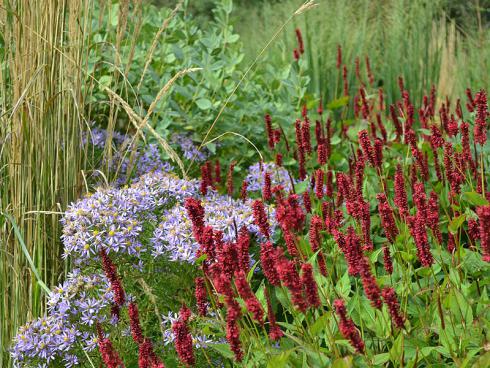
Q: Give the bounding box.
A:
[0,0,90,363]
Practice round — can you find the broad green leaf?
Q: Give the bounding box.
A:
[448,214,466,234]
[294,180,309,194]
[332,356,353,368]
[373,353,390,365]
[463,192,489,206]
[327,96,349,110]
[266,351,292,368]
[211,344,235,359]
[195,98,212,110]
[310,312,330,337]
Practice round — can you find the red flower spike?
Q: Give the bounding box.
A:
[295,28,304,54]
[365,55,374,86]
[235,271,264,324]
[195,277,207,316]
[302,119,312,156]
[200,163,211,195]
[139,339,165,368]
[342,65,349,96]
[427,191,442,244]
[235,181,245,203]
[265,288,283,341]
[226,162,236,196]
[260,241,280,286]
[334,299,365,354]
[377,193,398,244]
[252,200,270,238]
[275,194,305,232]
[98,336,125,368]
[336,45,342,69]
[100,248,125,306]
[474,90,488,146]
[407,215,434,267]
[374,138,383,168]
[128,302,144,344]
[358,130,376,166]
[214,160,221,184]
[477,205,490,262]
[394,164,409,218]
[275,248,308,312]
[378,88,385,111]
[184,197,206,246]
[302,191,312,214]
[283,227,299,258]
[315,169,324,199]
[309,215,327,276]
[265,114,275,149]
[359,256,383,309]
[226,300,243,362]
[383,245,393,274]
[382,287,405,329]
[468,219,480,242]
[172,306,195,366]
[300,263,321,308]
[263,172,272,201]
[237,227,251,273]
[293,48,300,61]
[275,153,283,166]
[317,143,327,165]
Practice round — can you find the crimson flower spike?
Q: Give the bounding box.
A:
[382,287,406,329]
[295,28,304,55]
[195,277,207,316]
[265,114,275,149]
[300,263,321,308]
[235,270,264,324]
[265,288,283,341]
[336,45,342,69]
[474,89,488,147]
[172,305,195,366]
[477,205,490,262]
[263,171,272,201]
[226,161,236,196]
[100,248,125,306]
[128,302,143,344]
[252,199,270,238]
[214,159,221,184]
[334,299,365,354]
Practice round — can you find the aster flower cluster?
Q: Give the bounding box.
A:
[170,133,210,162]
[61,171,199,263]
[245,162,295,193]
[11,270,114,367]
[151,191,277,262]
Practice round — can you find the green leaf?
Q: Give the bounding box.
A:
[327,96,349,110]
[294,180,309,194]
[373,353,390,365]
[266,350,292,368]
[211,344,234,359]
[195,98,212,110]
[463,192,489,206]
[99,75,112,88]
[195,253,207,265]
[310,312,330,337]
[449,214,466,234]
[331,356,353,368]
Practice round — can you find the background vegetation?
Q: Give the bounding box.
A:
[0,0,488,365]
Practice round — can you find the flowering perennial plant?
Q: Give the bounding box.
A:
[11,38,490,368]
